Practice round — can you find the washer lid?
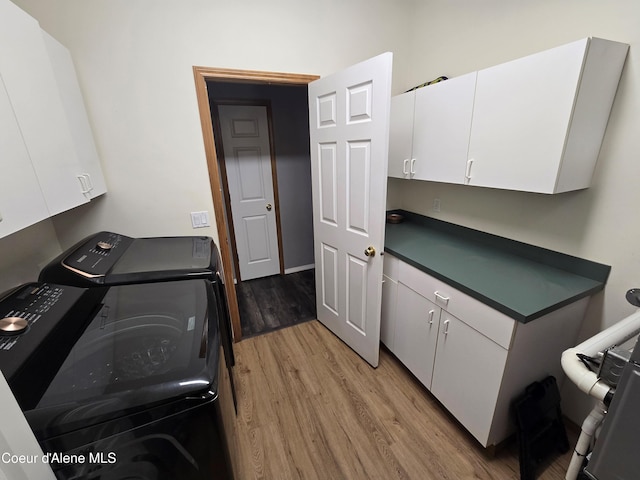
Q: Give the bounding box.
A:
[107,236,215,283]
[25,280,220,440]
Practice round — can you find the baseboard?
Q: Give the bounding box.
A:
[284,264,315,275]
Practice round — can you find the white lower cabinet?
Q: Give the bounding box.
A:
[381,253,586,447]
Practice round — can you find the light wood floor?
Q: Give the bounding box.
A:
[230,320,576,480]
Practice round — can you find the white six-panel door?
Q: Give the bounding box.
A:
[308,53,392,367]
[219,104,281,281]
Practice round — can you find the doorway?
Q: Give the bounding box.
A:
[193,67,319,342]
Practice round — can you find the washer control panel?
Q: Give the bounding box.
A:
[61,232,134,276]
[0,284,69,347]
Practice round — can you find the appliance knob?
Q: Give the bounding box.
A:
[96,241,113,251]
[0,317,28,335]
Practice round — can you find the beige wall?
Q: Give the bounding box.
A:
[10,0,413,249]
[388,0,640,422]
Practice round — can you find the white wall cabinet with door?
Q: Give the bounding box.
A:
[0,0,106,239]
[467,37,629,193]
[387,73,476,183]
[387,91,415,179]
[42,30,106,200]
[382,253,587,447]
[389,37,628,194]
[0,74,49,238]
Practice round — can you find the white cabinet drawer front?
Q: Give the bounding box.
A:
[398,260,515,349]
[383,253,399,279]
[398,258,443,299]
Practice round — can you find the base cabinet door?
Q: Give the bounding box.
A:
[380,274,398,351]
[394,283,441,389]
[430,311,508,446]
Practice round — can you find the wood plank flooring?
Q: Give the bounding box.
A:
[237,270,316,338]
[230,320,577,479]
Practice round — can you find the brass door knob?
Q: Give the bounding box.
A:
[266,203,272,211]
[364,246,376,257]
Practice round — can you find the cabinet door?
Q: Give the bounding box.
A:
[412,72,476,184]
[0,74,49,238]
[380,274,397,351]
[42,31,106,199]
[387,91,415,179]
[0,0,87,215]
[467,39,588,193]
[431,312,508,446]
[394,283,441,389]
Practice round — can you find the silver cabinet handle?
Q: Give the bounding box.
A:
[403,159,409,176]
[442,318,450,336]
[428,309,435,325]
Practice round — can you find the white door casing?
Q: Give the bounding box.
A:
[219,104,280,281]
[308,52,393,367]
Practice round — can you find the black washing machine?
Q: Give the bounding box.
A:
[0,280,236,480]
[38,232,236,410]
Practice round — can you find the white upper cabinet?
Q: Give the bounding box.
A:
[0,0,88,216]
[389,37,628,194]
[412,72,476,184]
[466,37,628,193]
[388,90,415,179]
[0,74,49,238]
[0,0,106,237]
[42,31,106,199]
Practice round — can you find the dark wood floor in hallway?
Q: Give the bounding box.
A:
[236,269,316,338]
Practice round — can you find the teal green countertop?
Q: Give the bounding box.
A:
[384,211,610,323]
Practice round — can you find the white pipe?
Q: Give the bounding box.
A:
[561,309,640,400]
[565,402,607,480]
[562,309,640,480]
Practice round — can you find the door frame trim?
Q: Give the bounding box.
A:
[193,66,319,342]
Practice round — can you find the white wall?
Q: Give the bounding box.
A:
[0,221,61,293]
[10,0,413,251]
[391,0,640,423]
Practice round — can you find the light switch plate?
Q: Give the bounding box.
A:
[190,211,210,228]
